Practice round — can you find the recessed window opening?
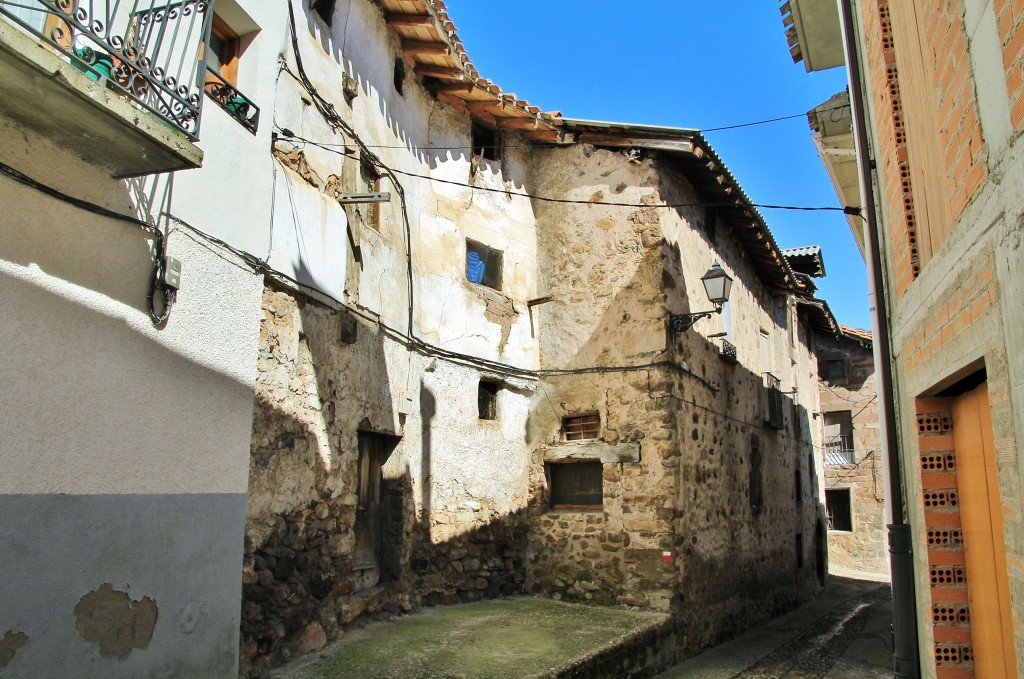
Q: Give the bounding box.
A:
[821,358,847,382]
[478,380,499,420]
[471,122,500,161]
[749,436,763,515]
[311,0,335,25]
[548,462,603,509]
[562,413,600,441]
[795,468,803,505]
[207,15,240,85]
[359,158,381,229]
[825,488,853,531]
[393,57,405,95]
[466,239,502,289]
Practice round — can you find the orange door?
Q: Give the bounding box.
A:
[952,383,1017,677]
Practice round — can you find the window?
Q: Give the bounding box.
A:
[359,159,381,229]
[207,15,239,85]
[562,413,600,441]
[393,57,405,95]
[310,0,335,25]
[749,436,763,515]
[820,358,847,382]
[471,122,500,161]
[548,462,602,509]
[478,381,499,420]
[759,329,773,376]
[823,411,854,464]
[825,488,853,531]
[795,468,803,505]
[466,239,502,289]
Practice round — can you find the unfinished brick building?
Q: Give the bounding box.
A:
[783,0,1024,675]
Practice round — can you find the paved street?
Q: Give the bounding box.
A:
[656,574,893,679]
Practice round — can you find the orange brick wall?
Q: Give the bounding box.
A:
[995,0,1024,130]
[861,0,920,298]
[899,257,996,376]
[862,0,990,292]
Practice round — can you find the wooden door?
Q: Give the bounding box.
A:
[952,384,1017,677]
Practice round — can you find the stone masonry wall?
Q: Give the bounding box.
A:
[242,286,532,676]
[816,333,888,576]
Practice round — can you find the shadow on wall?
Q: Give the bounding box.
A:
[240,284,534,677]
[520,156,829,658]
[296,2,534,192]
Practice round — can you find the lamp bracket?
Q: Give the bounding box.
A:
[669,306,722,333]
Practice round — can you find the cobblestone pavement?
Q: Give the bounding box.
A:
[656,575,894,679]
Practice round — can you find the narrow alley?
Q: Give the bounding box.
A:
[658,575,893,679]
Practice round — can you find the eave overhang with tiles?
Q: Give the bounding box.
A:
[782,244,826,278]
[382,1,802,293]
[381,0,564,142]
[796,296,840,337]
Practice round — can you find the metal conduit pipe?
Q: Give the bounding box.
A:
[836,0,921,676]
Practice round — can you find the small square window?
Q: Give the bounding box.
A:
[825,488,853,531]
[548,462,603,509]
[471,122,500,162]
[562,413,600,441]
[821,358,847,382]
[311,0,335,25]
[466,239,502,290]
[478,381,499,420]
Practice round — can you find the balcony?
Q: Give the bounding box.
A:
[0,1,211,176]
[764,372,784,430]
[718,338,738,364]
[824,437,855,465]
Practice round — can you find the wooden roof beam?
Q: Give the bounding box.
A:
[385,13,434,27]
[402,40,449,56]
[495,117,542,131]
[414,65,465,80]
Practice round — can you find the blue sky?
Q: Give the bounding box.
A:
[443,1,871,330]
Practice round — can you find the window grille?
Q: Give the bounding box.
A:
[562,413,600,441]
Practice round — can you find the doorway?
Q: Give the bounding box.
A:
[353,431,401,592]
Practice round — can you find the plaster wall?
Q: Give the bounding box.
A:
[0,115,263,676]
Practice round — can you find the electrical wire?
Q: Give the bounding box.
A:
[0,159,174,325]
[270,104,853,150]
[275,128,858,215]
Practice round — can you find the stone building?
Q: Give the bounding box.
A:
[817,326,887,576]
[0,1,839,677]
[237,1,836,674]
[783,0,1024,676]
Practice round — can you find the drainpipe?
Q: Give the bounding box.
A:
[837,0,920,676]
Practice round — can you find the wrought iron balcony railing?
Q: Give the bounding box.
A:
[204,65,258,133]
[824,438,855,465]
[0,0,213,140]
[719,338,738,364]
[764,372,784,430]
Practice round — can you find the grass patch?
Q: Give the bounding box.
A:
[296,598,666,679]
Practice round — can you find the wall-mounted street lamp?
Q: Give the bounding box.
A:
[669,262,733,333]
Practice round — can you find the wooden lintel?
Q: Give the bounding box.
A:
[413,65,464,80]
[385,13,433,26]
[402,40,449,56]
